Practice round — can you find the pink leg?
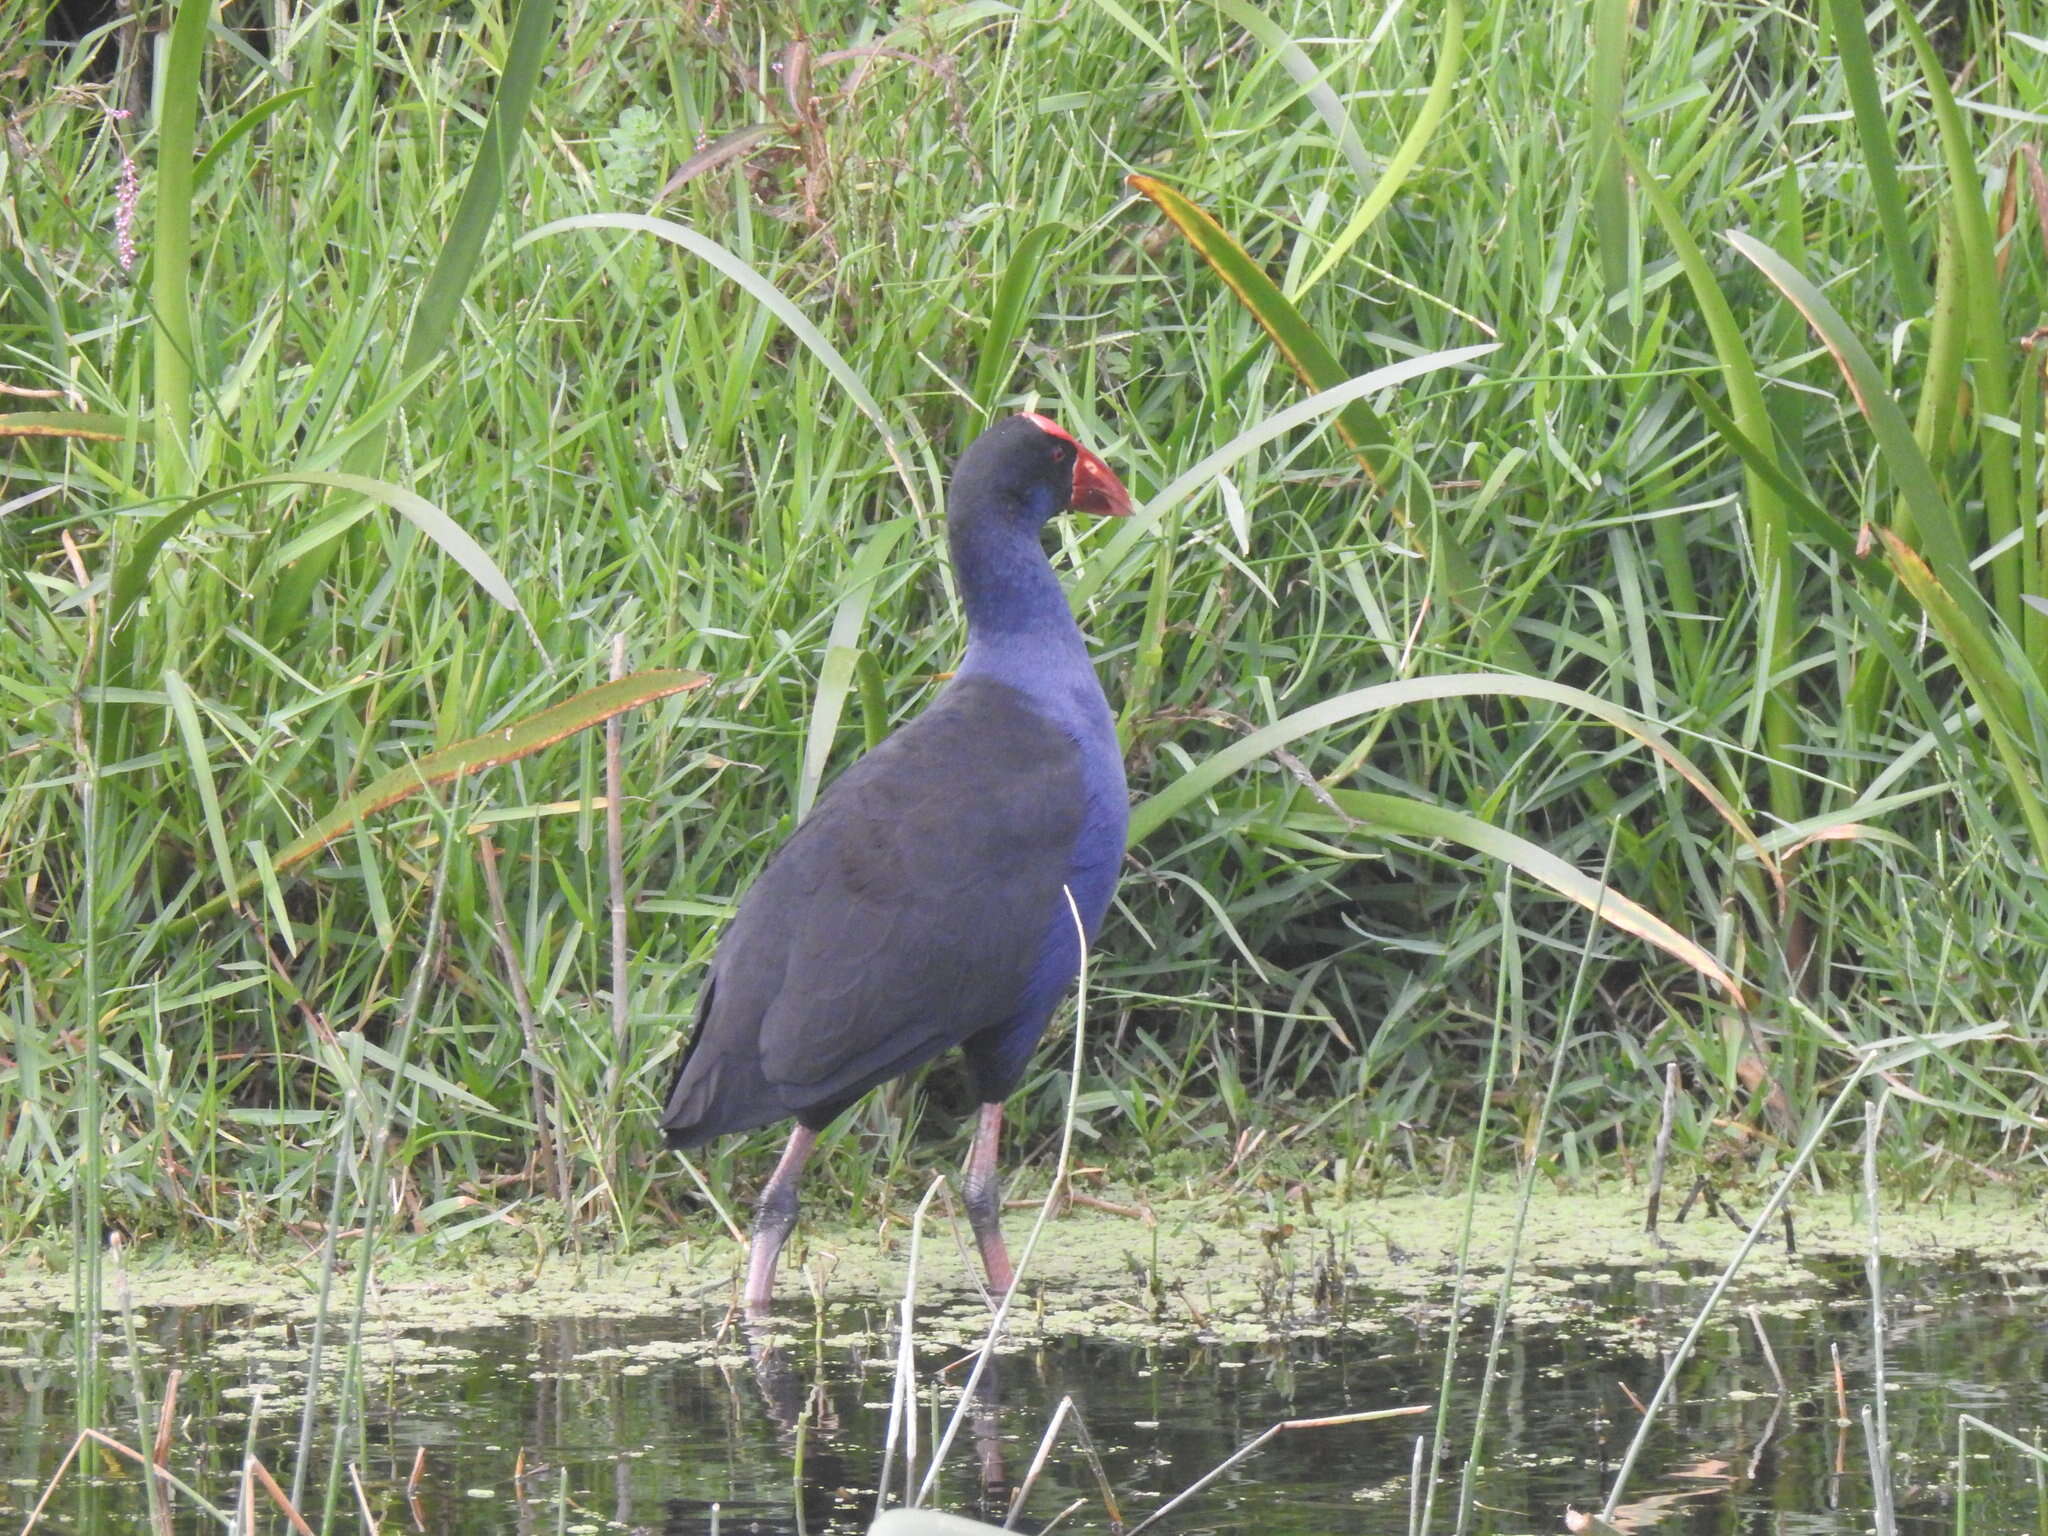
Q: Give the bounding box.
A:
[745,1124,817,1312]
[961,1102,1014,1297]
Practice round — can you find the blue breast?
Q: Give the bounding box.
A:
[957,659,1127,1095]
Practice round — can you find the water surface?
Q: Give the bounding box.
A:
[3,1253,2043,1534]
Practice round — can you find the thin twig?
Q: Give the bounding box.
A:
[1744,1394,1784,1482]
[1002,1395,1120,1530]
[1453,852,1612,1536]
[1863,1093,1895,1535]
[349,1462,382,1535]
[1004,1395,1077,1528]
[479,833,570,1206]
[1645,1061,1680,1234]
[20,1429,235,1534]
[674,1149,748,1247]
[1126,1408,1428,1536]
[17,1434,87,1533]
[293,1092,354,1513]
[1600,1070,1870,1523]
[603,634,631,1103]
[324,832,457,1525]
[1745,1305,1788,1396]
[874,1175,950,1518]
[247,1454,319,1536]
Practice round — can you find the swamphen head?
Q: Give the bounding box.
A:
[952,412,1133,525]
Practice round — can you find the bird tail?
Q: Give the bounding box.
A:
[657,1053,724,1148]
[659,1044,788,1147]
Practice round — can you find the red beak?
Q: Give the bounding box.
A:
[1015,411,1132,517]
[1068,443,1132,517]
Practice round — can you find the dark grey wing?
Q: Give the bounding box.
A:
[659,676,1083,1146]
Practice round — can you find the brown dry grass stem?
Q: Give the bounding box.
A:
[19,1425,228,1534]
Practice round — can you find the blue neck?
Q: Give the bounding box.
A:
[949,488,1090,688]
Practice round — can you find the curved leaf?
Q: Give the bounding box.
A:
[1289,0,1464,298]
[269,669,711,873]
[1128,173,1523,664]
[1128,670,1771,1000]
[1315,787,1745,1004]
[1878,533,2048,876]
[192,85,317,189]
[517,213,919,511]
[800,520,910,821]
[1727,230,1975,601]
[1130,672,1772,880]
[109,472,536,658]
[1210,0,1375,185]
[0,412,136,442]
[1128,174,1394,484]
[1070,349,1499,610]
[972,222,1069,416]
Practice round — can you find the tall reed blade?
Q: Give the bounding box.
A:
[1128,173,1529,667]
[150,0,211,499]
[268,0,558,638]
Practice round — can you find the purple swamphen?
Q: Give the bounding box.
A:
[660,413,1133,1310]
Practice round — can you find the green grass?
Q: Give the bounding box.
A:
[3,0,2046,1272]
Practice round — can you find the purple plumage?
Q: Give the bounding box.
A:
[658,414,1131,1309]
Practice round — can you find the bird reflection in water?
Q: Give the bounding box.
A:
[654,1313,1012,1536]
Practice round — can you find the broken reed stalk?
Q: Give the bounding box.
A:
[350,1461,383,1534]
[1599,1068,1870,1524]
[1955,1415,2048,1534]
[1746,1305,1788,1396]
[1125,1407,1429,1536]
[1645,1060,1681,1234]
[152,1369,179,1472]
[245,1454,319,1536]
[241,1385,267,1532]
[112,1237,171,1536]
[1864,1099,1893,1472]
[1037,1496,1087,1535]
[1863,1092,1897,1536]
[1454,866,1607,1536]
[18,1428,229,1533]
[291,1092,355,1512]
[874,1173,950,1515]
[1861,1407,1898,1536]
[1002,1395,1120,1532]
[478,833,571,1206]
[911,889,1094,1511]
